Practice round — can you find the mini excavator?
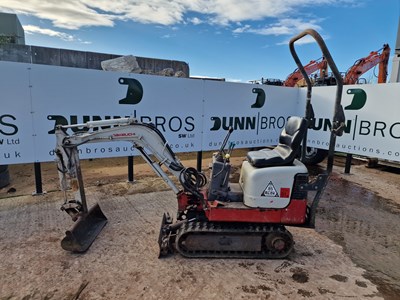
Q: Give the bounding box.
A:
[55,29,346,258]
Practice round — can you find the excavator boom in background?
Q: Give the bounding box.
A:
[344,44,391,84]
[284,57,328,87]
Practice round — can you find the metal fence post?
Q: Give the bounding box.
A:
[33,162,46,195]
[196,151,203,172]
[344,154,352,174]
[128,156,134,182]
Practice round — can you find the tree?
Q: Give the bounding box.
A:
[0,34,16,45]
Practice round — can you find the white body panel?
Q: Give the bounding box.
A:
[239,159,308,209]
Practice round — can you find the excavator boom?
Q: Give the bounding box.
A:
[344,44,391,84]
[284,57,327,87]
[56,118,184,193]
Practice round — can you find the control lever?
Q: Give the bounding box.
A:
[217,127,234,160]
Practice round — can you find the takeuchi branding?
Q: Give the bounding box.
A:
[113,133,135,137]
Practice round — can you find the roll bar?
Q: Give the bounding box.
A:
[289,29,346,174]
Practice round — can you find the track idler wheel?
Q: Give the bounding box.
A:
[264,230,294,256]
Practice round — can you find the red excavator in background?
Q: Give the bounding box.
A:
[284,44,391,87]
[343,44,391,84]
[284,57,328,87]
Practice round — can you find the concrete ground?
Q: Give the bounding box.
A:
[0,154,399,299]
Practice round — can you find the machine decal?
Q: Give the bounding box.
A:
[262,181,279,197]
[280,188,290,198]
[113,132,135,137]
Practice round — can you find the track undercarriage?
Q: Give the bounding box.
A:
[158,213,294,259]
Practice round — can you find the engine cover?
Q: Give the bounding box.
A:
[239,159,308,209]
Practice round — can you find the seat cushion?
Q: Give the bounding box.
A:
[247,145,292,168]
[247,116,306,168]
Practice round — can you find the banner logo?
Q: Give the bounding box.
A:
[251,88,266,108]
[209,87,282,133]
[344,88,367,110]
[118,77,143,105]
[310,87,399,140]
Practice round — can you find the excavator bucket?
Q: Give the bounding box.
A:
[61,203,107,253]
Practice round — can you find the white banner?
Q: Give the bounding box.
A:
[1,62,205,163]
[306,84,400,161]
[29,64,204,162]
[0,62,35,163]
[202,80,298,151]
[1,61,399,164]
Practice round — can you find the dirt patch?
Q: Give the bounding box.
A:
[291,267,309,283]
[297,289,315,297]
[330,274,348,283]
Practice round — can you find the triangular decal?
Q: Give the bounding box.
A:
[262,181,279,197]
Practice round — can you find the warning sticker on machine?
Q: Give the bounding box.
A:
[262,181,279,197]
[280,188,290,198]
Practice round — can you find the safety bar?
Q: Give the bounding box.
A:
[289,29,345,174]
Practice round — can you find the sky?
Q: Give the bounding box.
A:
[1,0,399,83]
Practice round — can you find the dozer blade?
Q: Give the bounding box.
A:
[61,203,107,253]
[158,212,174,258]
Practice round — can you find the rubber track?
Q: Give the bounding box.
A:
[175,221,294,259]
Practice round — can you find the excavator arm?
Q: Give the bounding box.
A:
[55,117,188,252]
[56,117,185,195]
[284,57,327,87]
[344,44,391,84]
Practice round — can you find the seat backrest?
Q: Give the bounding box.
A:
[246,116,307,168]
[278,116,307,157]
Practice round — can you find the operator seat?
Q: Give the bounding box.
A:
[247,116,307,168]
